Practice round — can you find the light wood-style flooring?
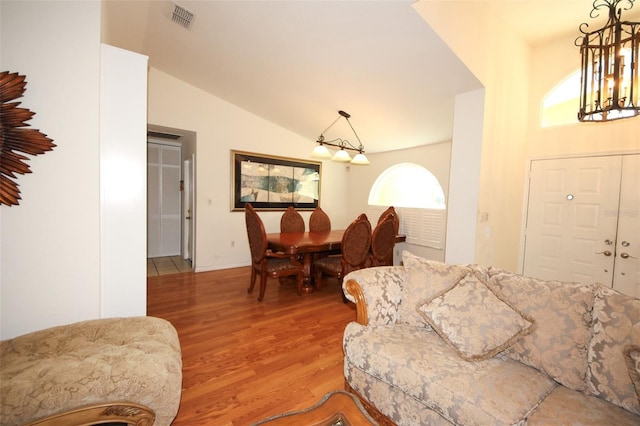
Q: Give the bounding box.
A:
[147,267,356,425]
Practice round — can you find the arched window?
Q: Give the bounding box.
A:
[542,69,581,127]
[368,163,446,209]
[367,163,446,250]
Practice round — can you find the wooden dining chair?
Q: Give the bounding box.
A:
[378,206,400,235]
[280,206,305,233]
[370,212,397,266]
[314,213,372,301]
[309,206,331,232]
[245,203,304,301]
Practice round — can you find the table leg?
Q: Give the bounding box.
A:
[301,253,314,293]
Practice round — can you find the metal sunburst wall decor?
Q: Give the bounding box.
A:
[0,71,56,206]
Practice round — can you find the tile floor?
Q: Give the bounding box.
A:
[147,256,193,277]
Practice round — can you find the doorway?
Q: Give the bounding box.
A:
[146,126,196,275]
[522,154,639,298]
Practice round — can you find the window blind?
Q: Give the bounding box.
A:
[367,206,446,250]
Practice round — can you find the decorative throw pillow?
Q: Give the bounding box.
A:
[586,285,640,415]
[624,345,640,403]
[417,272,536,361]
[488,271,594,392]
[399,251,470,327]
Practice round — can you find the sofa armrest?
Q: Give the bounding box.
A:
[26,402,155,426]
[343,266,405,326]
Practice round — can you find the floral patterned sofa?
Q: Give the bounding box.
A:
[1,316,182,426]
[342,251,640,426]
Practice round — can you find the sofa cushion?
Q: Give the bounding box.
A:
[587,285,640,415]
[399,251,469,327]
[526,386,640,426]
[343,322,556,425]
[488,271,594,392]
[417,272,536,361]
[624,345,640,403]
[345,365,457,426]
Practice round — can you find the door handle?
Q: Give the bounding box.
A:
[596,250,612,256]
[620,252,637,259]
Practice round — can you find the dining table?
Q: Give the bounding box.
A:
[266,229,406,292]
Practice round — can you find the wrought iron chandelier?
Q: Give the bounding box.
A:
[311,110,370,165]
[576,0,640,122]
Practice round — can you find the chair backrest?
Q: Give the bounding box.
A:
[309,207,331,232]
[371,212,397,266]
[245,203,268,264]
[280,206,305,233]
[341,213,372,269]
[378,206,400,235]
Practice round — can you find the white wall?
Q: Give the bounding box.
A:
[100,44,149,317]
[0,1,102,339]
[347,141,453,262]
[147,68,351,272]
[446,88,485,264]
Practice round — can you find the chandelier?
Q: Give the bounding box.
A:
[576,0,640,122]
[311,110,370,165]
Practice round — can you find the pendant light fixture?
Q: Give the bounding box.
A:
[311,110,370,165]
[576,0,640,121]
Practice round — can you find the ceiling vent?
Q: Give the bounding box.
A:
[171,2,194,30]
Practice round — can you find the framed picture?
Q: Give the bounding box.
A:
[231,150,321,211]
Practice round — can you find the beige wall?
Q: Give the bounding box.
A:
[527,34,640,159]
[415,1,531,270]
[416,0,639,271]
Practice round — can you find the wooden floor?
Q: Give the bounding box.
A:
[147,267,357,425]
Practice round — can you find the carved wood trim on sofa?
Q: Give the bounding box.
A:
[345,278,368,326]
[345,380,396,426]
[25,401,155,426]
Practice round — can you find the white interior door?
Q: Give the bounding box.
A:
[147,143,182,257]
[524,154,640,298]
[523,156,622,285]
[613,154,640,298]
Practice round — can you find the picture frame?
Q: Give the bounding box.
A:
[231,150,321,211]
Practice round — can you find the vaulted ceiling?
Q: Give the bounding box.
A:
[101,0,639,154]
